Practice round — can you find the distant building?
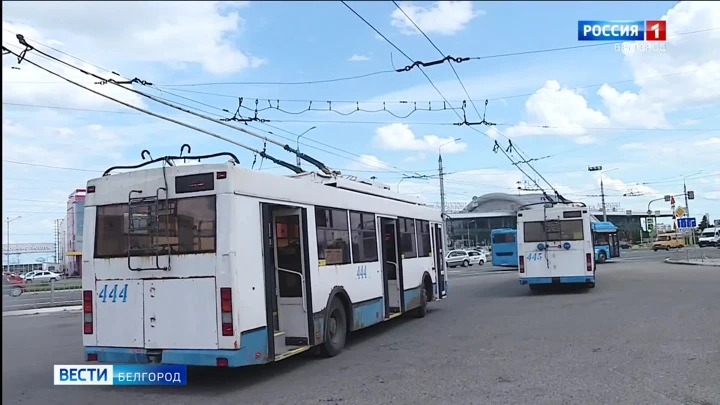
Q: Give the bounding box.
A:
[446,192,674,248]
[66,189,86,276]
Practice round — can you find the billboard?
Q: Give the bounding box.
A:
[2,243,55,254]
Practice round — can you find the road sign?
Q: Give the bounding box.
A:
[675,207,685,217]
[677,217,697,229]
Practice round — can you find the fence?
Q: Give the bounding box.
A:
[3,278,82,312]
[669,247,720,263]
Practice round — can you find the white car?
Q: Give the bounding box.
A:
[24,271,62,283]
[466,250,487,266]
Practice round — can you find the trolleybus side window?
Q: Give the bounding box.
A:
[416,220,432,257]
[399,218,418,259]
[93,196,217,258]
[523,219,585,243]
[349,211,378,263]
[315,207,351,265]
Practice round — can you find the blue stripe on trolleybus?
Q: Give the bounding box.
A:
[84,327,269,367]
[519,276,595,285]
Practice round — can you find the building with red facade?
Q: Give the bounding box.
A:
[66,189,86,276]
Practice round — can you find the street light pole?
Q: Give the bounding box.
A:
[588,166,618,222]
[5,216,22,271]
[467,220,475,248]
[438,138,461,245]
[295,126,317,168]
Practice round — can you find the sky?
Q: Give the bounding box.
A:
[2,0,719,246]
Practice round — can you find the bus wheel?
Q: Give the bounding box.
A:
[319,298,347,357]
[529,284,540,293]
[412,286,428,318]
[598,251,607,263]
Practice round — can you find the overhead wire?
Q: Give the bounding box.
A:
[3,35,430,180]
[1,44,306,175]
[343,1,555,202]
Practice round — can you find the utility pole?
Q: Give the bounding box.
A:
[438,138,460,247]
[438,153,446,225]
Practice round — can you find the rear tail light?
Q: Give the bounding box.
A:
[586,253,593,272]
[86,186,96,193]
[216,171,227,179]
[83,290,93,334]
[220,287,233,336]
[519,256,525,274]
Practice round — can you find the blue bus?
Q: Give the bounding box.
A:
[490,228,518,267]
[591,221,620,263]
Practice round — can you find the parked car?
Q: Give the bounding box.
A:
[23,271,62,283]
[445,250,471,268]
[3,275,25,297]
[466,250,487,266]
[620,240,632,249]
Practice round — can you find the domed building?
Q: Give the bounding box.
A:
[445,192,671,249]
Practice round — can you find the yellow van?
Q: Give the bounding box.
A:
[652,233,685,251]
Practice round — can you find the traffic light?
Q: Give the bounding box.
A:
[687,190,695,200]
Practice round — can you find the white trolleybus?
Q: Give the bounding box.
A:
[81,151,447,368]
[516,201,596,291]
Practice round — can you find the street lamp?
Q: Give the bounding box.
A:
[295,126,317,168]
[467,220,475,248]
[587,166,618,221]
[5,216,22,271]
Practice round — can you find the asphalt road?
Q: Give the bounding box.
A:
[3,261,719,405]
[2,289,82,312]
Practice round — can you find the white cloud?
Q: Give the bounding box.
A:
[347,154,394,171]
[599,174,659,198]
[619,135,720,160]
[599,2,720,121]
[372,123,467,153]
[390,1,482,36]
[2,1,265,75]
[348,54,370,62]
[503,80,611,142]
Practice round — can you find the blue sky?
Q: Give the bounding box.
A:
[2,1,719,245]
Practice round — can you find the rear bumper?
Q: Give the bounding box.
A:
[519,276,595,285]
[84,327,270,368]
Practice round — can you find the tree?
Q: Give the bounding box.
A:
[698,215,710,232]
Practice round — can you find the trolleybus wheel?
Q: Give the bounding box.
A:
[598,251,607,263]
[320,298,347,357]
[413,286,428,318]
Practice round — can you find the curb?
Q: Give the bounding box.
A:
[2,305,82,317]
[664,259,720,267]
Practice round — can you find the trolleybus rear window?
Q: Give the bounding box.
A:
[94,195,217,258]
[523,219,585,242]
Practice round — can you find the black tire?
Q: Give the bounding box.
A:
[653,248,658,252]
[529,284,540,292]
[319,298,348,357]
[462,260,469,267]
[413,286,428,318]
[478,259,485,266]
[598,251,607,263]
[9,286,22,297]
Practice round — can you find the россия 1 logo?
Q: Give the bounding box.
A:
[577,20,667,52]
